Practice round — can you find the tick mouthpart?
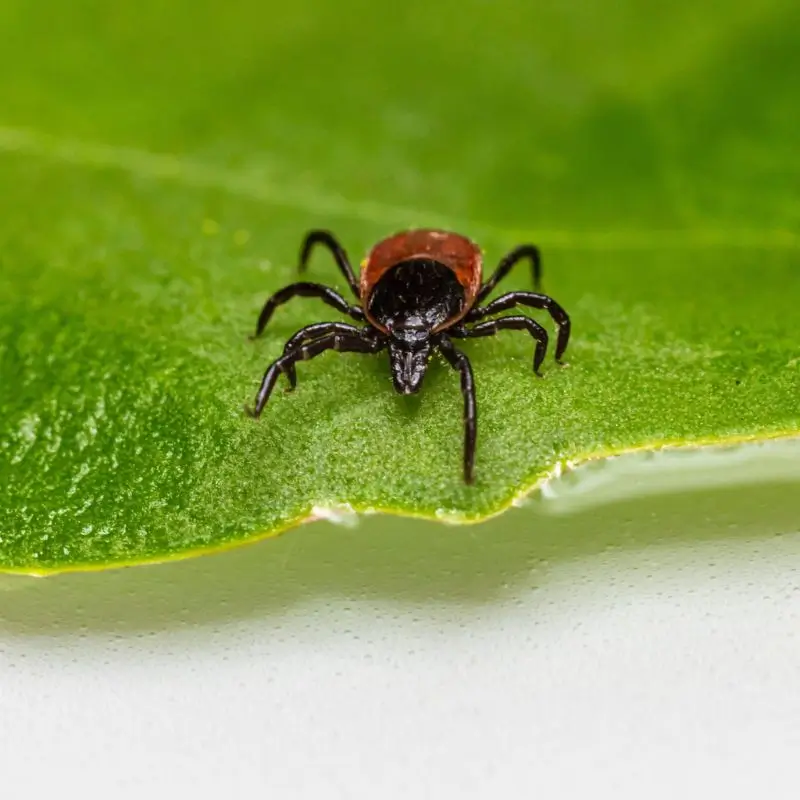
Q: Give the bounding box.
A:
[389,342,431,395]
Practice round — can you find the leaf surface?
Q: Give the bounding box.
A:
[0,0,798,571]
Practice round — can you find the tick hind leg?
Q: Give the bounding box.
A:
[475,244,541,304]
[451,315,549,376]
[250,282,365,340]
[247,332,386,419]
[467,291,570,362]
[437,336,477,484]
[299,230,361,298]
[279,322,379,389]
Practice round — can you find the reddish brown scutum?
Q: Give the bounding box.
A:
[360,229,483,332]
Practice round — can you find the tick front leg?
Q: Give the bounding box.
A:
[247,332,385,419]
[298,230,361,299]
[451,315,548,376]
[438,336,477,485]
[251,282,365,340]
[476,244,541,304]
[280,322,378,390]
[466,291,570,362]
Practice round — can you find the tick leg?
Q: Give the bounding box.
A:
[251,282,365,340]
[299,230,360,299]
[247,332,385,419]
[280,322,380,390]
[476,244,541,304]
[438,336,477,485]
[466,291,570,362]
[451,315,548,376]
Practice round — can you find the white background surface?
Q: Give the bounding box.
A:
[2,443,799,799]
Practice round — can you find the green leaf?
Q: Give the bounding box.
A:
[1,0,798,573]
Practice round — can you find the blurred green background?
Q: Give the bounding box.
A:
[2,0,797,232]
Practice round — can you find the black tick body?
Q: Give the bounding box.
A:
[247,229,571,484]
[369,259,463,394]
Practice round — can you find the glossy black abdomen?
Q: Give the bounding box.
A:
[367,258,465,331]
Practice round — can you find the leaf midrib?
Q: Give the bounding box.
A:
[0,123,796,252]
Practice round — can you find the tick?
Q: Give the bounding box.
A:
[247,229,571,484]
